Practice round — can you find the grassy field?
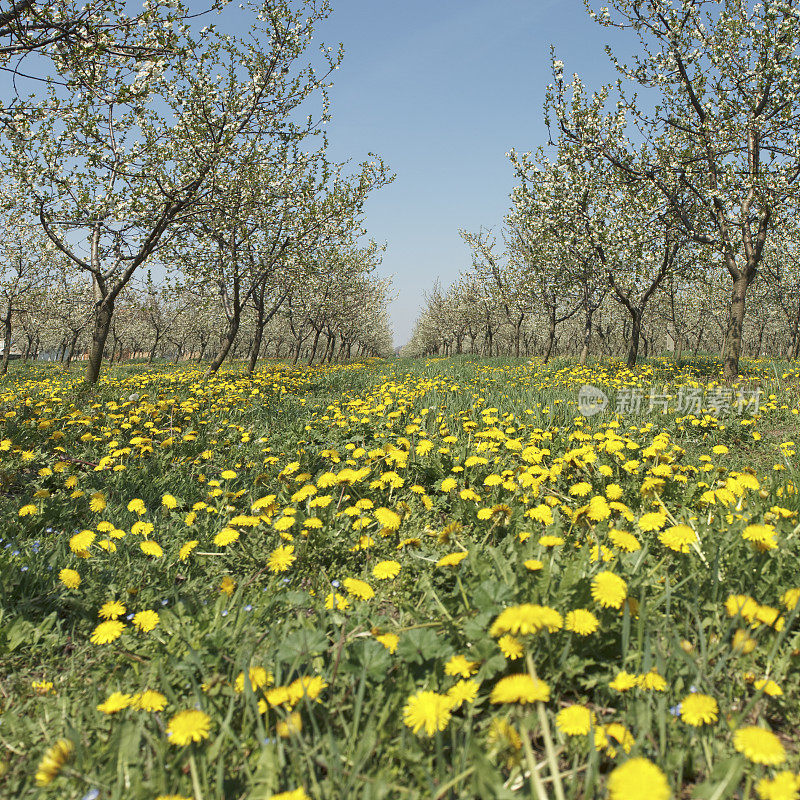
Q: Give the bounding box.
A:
[1,354,799,800]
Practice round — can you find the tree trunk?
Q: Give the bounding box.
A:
[579,308,593,366]
[148,332,161,363]
[626,310,642,369]
[544,308,556,363]
[693,319,705,356]
[0,312,11,376]
[307,328,322,365]
[207,316,240,375]
[64,329,81,370]
[85,300,114,383]
[723,271,750,383]
[675,333,684,364]
[247,325,263,375]
[789,300,800,360]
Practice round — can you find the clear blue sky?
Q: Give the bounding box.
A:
[314,0,633,347]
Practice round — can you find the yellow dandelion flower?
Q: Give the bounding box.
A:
[609,671,639,692]
[127,498,147,515]
[638,669,667,691]
[445,654,479,678]
[638,511,667,532]
[372,560,401,580]
[490,674,549,704]
[374,507,402,530]
[288,675,328,704]
[90,620,125,644]
[498,634,523,660]
[35,739,74,786]
[132,610,159,633]
[607,757,670,800]
[539,535,564,547]
[436,551,468,567]
[58,568,80,589]
[447,679,480,708]
[214,527,240,547]
[277,711,302,738]
[588,495,611,521]
[732,629,757,654]
[565,609,599,635]
[268,788,311,800]
[235,667,273,693]
[166,709,212,746]
[680,693,718,726]
[402,690,453,736]
[375,632,398,653]
[324,591,349,610]
[608,529,641,553]
[342,577,374,600]
[742,524,778,551]
[733,726,786,765]
[659,524,697,553]
[179,540,198,561]
[161,493,178,509]
[140,541,163,557]
[490,604,563,637]
[591,571,627,609]
[134,690,167,712]
[98,600,126,620]
[97,691,134,714]
[69,530,95,553]
[268,545,296,573]
[556,704,594,736]
[753,678,783,697]
[781,588,800,611]
[755,771,800,800]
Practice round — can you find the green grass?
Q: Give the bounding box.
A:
[0,355,799,799]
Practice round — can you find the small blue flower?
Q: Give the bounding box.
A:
[81,789,100,800]
[669,704,682,716]
[161,599,168,606]
[221,609,228,616]
[244,604,253,612]
[331,580,340,588]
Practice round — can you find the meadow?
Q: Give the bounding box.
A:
[1,354,799,800]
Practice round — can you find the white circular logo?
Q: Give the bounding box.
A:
[577,384,608,417]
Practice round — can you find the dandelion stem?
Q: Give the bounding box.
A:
[189,751,204,800]
[526,652,565,800]
[519,712,550,800]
